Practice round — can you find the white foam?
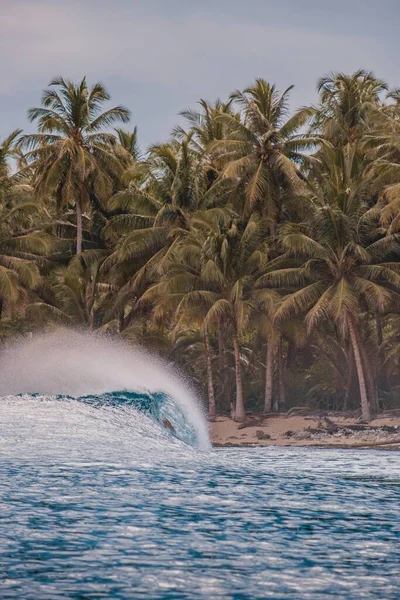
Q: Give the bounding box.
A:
[0,331,210,449]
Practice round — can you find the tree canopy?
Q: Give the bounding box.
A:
[2,70,400,422]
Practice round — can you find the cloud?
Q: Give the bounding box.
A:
[0,0,397,145]
[0,1,393,98]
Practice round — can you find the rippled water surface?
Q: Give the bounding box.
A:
[1,396,399,600]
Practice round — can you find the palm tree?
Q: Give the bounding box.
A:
[0,196,51,320]
[0,130,22,201]
[258,200,400,421]
[364,99,400,236]
[21,77,131,254]
[169,326,218,416]
[145,214,271,422]
[311,70,387,145]
[174,318,217,421]
[209,79,313,225]
[0,130,54,320]
[28,249,113,329]
[115,127,141,161]
[177,99,233,144]
[101,137,233,326]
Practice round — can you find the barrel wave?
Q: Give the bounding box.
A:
[0,331,209,449]
[1,332,399,599]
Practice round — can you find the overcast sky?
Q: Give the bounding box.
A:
[1,0,399,150]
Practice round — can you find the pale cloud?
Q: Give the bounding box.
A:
[0,0,397,145]
[0,1,391,91]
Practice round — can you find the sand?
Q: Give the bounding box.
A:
[210,414,400,449]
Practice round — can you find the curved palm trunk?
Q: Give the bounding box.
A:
[264,340,274,413]
[344,347,355,411]
[204,325,216,421]
[76,198,83,254]
[375,309,389,395]
[359,336,378,415]
[277,338,286,412]
[347,316,371,422]
[232,330,245,423]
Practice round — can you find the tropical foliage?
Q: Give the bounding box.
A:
[2,71,400,422]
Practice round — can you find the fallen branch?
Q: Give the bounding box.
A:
[285,406,311,417]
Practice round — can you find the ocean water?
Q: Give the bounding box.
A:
[1,393,399,600]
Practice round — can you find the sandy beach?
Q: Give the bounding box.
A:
[210,413,400,449]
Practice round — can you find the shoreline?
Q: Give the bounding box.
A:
[209,414,400,450]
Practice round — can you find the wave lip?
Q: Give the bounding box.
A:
[77,390,204,447]
[0,331,210,450]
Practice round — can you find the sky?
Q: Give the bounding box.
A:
[1,0,399,150]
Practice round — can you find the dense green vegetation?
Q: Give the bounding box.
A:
[2,71,400,422]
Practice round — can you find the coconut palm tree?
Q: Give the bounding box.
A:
[0,130,22,199]
[174,99,235,159]
[21,77,131,254]
[101,137,233,326]
[311,70,387,145]
[115,127,141,161]
[258,199,400,421]
[0,129,54,319]
[144,213,271,422]
[28,249,113,329]
[209,79,313,225]
[0,197,51,320]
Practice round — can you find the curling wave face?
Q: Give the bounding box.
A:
[0,395,399,600]
[2,332,398,600]
[64,389,202,447]
[0,331,210,450]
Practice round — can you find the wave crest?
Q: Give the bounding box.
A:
[0,331,210,449]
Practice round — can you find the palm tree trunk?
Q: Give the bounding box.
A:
[218,317,224,367]
[204,325,216,421]
[375,309,383,347]
[217,317,226,405]
[286,339,295,368]
[264,341,274,413]
[232,330,245,422]
[76,198,83,254]
[277,338,286,412]
[119,310,125,333]
[358,333,378,416]
[347,316,371,422]
[344,347,355,411]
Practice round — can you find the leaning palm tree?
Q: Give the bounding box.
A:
[21,77,131,254]
[258,202,400,421]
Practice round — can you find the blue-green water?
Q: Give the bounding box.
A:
[0,394,399,600]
